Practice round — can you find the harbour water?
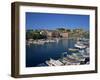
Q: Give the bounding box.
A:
[26,38,77,67]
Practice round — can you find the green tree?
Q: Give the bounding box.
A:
[26,29,47,40]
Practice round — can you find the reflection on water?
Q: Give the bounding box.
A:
[26,38,76,67]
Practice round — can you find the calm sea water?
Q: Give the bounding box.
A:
[26,38,76,67]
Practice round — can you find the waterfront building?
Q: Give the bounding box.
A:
[60,32,68,38]
[40,30,68,38]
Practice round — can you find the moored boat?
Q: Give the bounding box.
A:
[68,48,79,52]
[75,43,86,49]
[45,58,64,66]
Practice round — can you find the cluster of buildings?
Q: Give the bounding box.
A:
[40,30,68,38]
[26,30,69,45]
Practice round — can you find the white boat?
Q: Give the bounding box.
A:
[48,40,56,42]
[68,48,79,52]
[46,58,63,66]
[78,48,89,58]
[68,53,85,62]
[75,43,86,49]
[32,41,45,45]
[62,57,80,65]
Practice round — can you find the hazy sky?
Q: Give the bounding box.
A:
[26,12,89,31]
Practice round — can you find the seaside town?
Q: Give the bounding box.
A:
[26,28,89,66]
